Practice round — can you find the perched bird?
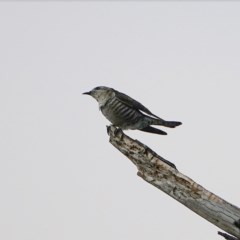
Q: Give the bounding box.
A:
[83,86,182,135]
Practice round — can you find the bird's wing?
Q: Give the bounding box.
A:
[140,126,167,135]
[114,90,162,119]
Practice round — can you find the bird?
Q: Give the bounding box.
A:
[83,86,182,135]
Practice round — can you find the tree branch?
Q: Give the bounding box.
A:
[107,126,240,239]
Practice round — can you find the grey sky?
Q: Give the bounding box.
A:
[1,2,240,240]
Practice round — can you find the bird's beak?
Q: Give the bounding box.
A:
[82,91,91,95]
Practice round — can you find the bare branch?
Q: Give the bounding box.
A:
[107,126,240,239]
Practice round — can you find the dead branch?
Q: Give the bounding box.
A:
[107,126,240,239]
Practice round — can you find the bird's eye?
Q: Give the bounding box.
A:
[95,87,100,90]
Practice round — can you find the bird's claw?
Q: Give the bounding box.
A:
[106,125,123,139]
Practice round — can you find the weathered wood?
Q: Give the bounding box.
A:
[107,126,240,239]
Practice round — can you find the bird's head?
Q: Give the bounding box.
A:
[83,86,114,106]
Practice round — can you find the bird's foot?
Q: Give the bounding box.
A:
[106,125,123,139]
[106,125,112,135]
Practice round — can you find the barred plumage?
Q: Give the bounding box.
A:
[83,86,182,135]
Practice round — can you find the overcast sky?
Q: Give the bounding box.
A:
[1,2,240,240]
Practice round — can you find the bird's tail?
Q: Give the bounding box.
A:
[151,118,182,128]
[162,120,182,128]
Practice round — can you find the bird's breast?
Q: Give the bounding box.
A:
[101,97,142,129]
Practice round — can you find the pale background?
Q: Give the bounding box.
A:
[1,2,240,240]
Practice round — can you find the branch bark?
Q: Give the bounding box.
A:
[107,126,240,239]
